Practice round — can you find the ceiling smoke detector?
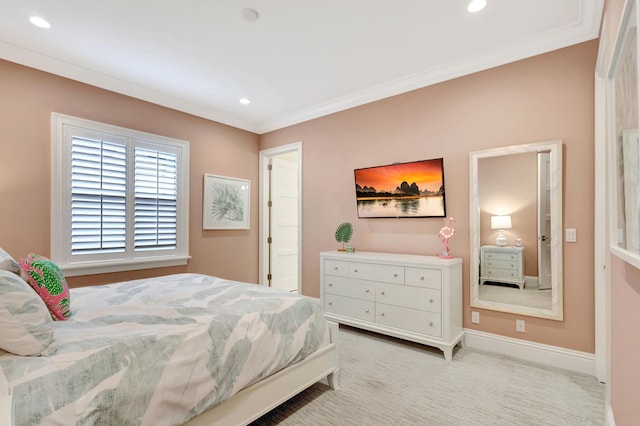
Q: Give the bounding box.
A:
[241,8,259,22]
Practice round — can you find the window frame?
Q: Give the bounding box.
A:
[51,113,190,276]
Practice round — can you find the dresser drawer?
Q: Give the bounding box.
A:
[483,251,519,262]
[376,303,442,338]
[349,262,404,284]
[324,294,375,322]
[324,276,374,301]
[375,282,441,313]
[484,267,519,280]
[324,259,349,277]
[405,267,442,289]
[484,258,518,271]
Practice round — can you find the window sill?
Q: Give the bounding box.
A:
[61,255,191,277]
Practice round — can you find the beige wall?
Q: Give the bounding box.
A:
[0,59,260,287]
[261,40,598,353]
[602,0,640,424]
[609,257,640,425]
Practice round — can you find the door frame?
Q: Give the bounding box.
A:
[258,142,302,289]
[594,23,608,385]
[537,152,552,289]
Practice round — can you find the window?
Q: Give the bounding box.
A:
[52,113,189,276]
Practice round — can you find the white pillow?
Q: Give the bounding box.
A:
[0,270,55,356]
[0,248,20,275]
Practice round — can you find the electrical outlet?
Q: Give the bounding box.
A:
[566,228,577,243]
[471,311,480,324]
[516,319,525,333]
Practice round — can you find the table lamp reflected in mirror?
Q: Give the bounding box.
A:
[491,215,512,247]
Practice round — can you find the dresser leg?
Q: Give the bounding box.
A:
[443,348,453,362]
[327,369,340,390]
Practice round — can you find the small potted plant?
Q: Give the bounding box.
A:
[335,222,353,252]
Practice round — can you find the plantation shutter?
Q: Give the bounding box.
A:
[134,147,178,251]
[70,137,127,255]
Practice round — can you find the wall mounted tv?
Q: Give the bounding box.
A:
[354,158,446,218]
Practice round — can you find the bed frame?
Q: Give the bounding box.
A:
[183,321,340,426]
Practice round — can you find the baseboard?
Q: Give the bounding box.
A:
[463,328,595,376]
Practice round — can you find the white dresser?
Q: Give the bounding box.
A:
[320,251,463,361]
[479,245,525,289]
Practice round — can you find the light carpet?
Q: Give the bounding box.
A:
[251,326,605,426]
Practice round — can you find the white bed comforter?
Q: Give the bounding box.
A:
[0,273,329,426]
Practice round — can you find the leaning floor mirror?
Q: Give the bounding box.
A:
[608,0,640,269]
[469,140,563,320]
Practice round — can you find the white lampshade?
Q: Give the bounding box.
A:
[491,215,512,247]
[491,215,512,230]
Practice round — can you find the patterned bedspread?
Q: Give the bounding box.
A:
[0,273,330,425]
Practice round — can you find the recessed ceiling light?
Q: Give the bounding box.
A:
[241,8,259,22]
[29,16,51,29]
[467,0,487,13]
[239,98,251,105]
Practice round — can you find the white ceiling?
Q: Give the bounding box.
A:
[0,1,603,134]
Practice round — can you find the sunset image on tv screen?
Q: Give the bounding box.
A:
[354,158,445,218]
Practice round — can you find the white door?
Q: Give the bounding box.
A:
[258,143,302,293]
[269,153,299,292]
[537,152,552,289]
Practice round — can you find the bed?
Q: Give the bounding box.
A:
[0,269,339,426]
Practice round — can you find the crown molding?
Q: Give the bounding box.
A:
[0,0,603,135]
[258,0,604,134]
[0,40,262,133]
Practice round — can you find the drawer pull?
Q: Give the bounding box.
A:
[420,276,425,280]
[429,321,434,326]
[334,266,338,270]
[328,283,333,287]
[393,273,398,278]
[328,302,333,306]
[380,291,385,296]
[354,269,358,273]
[365,289,370,293]
[365,309,370,313]
[429,298,434,303]
[381,312,385,317]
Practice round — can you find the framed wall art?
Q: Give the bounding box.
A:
[203,174,250,230]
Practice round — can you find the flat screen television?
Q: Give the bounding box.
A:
[354,158,446,218]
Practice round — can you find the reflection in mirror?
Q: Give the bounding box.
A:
[612,0,640,260]
[470,140,563,320]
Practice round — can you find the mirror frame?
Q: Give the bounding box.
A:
[469,140,564,320]
[607,0,640,270]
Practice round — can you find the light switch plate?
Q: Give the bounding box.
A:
[566,228,577,243]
